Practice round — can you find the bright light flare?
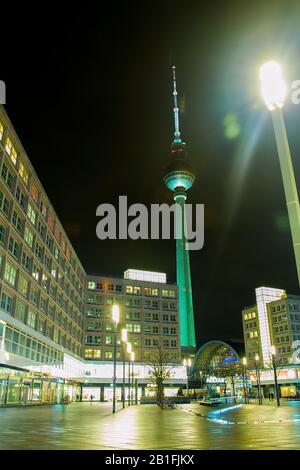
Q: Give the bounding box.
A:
[112,304,120,324]
[121,328,127,343]
[260,61,286,111]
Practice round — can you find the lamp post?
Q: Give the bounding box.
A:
[130,351,135,405]
[127,342,132,406]
[112,304,119,414]
[242,357,248,404]
[121,328,127,409]
[183,358,192,397]
[255,353,262,405]
[260,61,300,286]
[270,346,280,407]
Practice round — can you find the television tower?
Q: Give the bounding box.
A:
[164,66,196,353]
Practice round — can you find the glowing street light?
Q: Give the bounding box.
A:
[260,61,286,111]
[260,61,300,286]
[112,304,119,414]
[254,353,262,405]
[241,357,248,404]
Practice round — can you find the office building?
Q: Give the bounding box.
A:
[242,286,300,367]
[85,269,180,363]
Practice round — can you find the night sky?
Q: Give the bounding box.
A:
[3,1,300,346]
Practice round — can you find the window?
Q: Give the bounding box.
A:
[88,281,96,289]
[32,263,40,282]
[27,204,36,225]
[1,291,13,313]
[0,224,6,244]
[38,318,45,334]
[30,288,39,306]
[1,163,14,191]
[5,137,17,165]
[24,226,34,248]
[0,191,10,217]
[16,302,26,322]
[126,311,141,320]
[8,237,20,260]
[22,252,32,272]
[19,276,29,296]
[12,210,23,234]
[30,183,39,204]
[0,121,3,140]
[126,285,133,294]
[19,162,29,185]
[170,340,177,347]
[106,336,113,345]
[35,242,43,261]
[133,324,141,333]
[16,186,26,210]
[4,262,17,286]
[105,351,113,359]
[27,310,36,329]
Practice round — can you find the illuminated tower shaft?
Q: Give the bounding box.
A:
[164,67,196,352]
[175,191,196,349]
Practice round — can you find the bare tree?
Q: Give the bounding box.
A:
[147,346,176,408]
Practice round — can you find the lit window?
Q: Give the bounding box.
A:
[19,276,28,296]
[30,183,39,203]
[27,204,36,225]
[0,121,3,141]
[5,137,17,165]
[126,285,133,294]
[27,310,36,329]
[105,351,113,359]
[88,281,96,289]
[4,262,17,286]
[24,227,34,248]
[19,162,29,184]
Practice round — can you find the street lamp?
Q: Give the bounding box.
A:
[270,346,280,407]
[121,328,127,409]
[127,342,132,406]
[112,304,119,414]
[255,353,262,405]
[242,357,248,404]
[260,61,300,286]
[130,351,135,405]
[183,358,192,397]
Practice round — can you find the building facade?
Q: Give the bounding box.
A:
[242,287,300,368]
[0,106,86,374]
[85,269,181,363]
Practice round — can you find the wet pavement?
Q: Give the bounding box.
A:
[1,401,300,449]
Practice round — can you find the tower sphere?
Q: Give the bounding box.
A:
[164,142,196,192]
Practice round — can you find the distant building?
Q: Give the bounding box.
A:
[85,269,181,363]
[242,287,300,367]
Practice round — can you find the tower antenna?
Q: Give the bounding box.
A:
[172,66,181,143]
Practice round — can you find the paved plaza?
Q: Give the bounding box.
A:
[0,401,300,450]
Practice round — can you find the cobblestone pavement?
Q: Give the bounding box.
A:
[1,401,300,450]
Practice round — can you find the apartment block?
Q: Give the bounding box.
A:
[85,269,181,363]
[242,287,300,367]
